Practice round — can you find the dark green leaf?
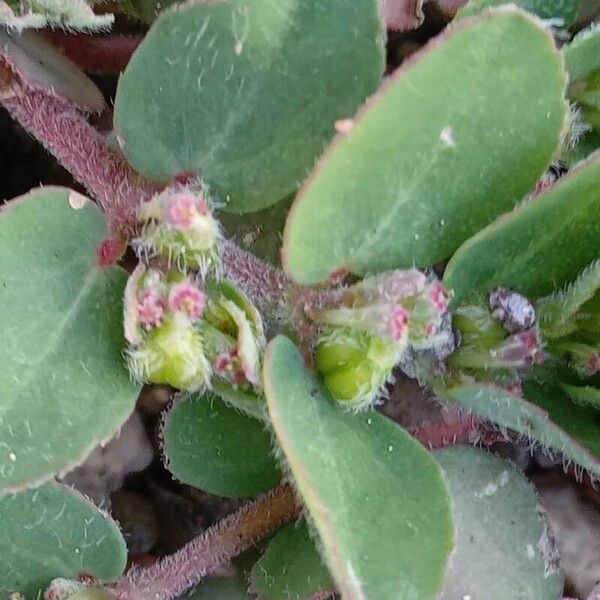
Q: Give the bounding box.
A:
[445,153,600,303]
[162,393,281,497]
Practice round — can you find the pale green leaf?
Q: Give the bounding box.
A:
[264,335,453,600]
[0,188,140,494]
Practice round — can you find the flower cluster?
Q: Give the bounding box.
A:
[448,298,544,389]
[124,265,265,393]
[123,188,265,395]
[124,265,211,391]
[309,269,453,409]
[132,188,221,275]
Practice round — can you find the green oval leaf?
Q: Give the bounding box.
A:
[162,393,281,497]
[436,445,563,600]
[444,153,600,303]
[263,335,453,600]
[565,24,600,83]
[250,521,334,600]
[560,382,600,410]
[440,382,600,476]
[282,8,566,284]
[0,482,127,598]
[457,0,581,25]
[0,188,140,494]
[114,0,385,213]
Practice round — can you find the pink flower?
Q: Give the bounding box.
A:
[505,380,523,396]
[168,282,205,320]
[389,304,410,342]
[424,322,436,338]
[214,349,246,385]
[137,291,165,329]
[167,193,208,229]
[429,282,449,314]
[585,352,600,375]
[518,329,539,351]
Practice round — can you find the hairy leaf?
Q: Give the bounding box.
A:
[0,188,140,494]
[0,482,127,598]
[445,153,600,303]
[456,0,581,25]
[114,0,385,213]
[565,24,600,83]
[436,446,563,600]
[0,0,114,31]
[250,521,334,600]
[162,393,281,497]
[560,383,600,410]
[264,336,453,600]
[537,259,600,337]
[440,382,600,476]
[282,8,566,284]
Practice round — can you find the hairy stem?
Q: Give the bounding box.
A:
[110,483,299,600]
[410,410,483,449]
[43,32,142,74]
[220,239,290,309]
[0,64,158,235]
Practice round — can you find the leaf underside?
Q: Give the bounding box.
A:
[436,445,563,600]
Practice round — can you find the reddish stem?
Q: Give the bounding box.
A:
[410,410,483,450]
[0,80,158,235]
[43,32,142,74]
[110,483,299,600]
[220,239,290,309]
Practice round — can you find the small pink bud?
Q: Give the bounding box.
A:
[214,349,246,385]
[214,353,230,372]
[518,329,539,351]
[424,322,436,338]
[168,282,205,321]
[389,304,410,342]
[137,291,165,329]
[168,194,199,229]
[505,380,523,396]
[495,328,543,367]
[585,352,600,375]
[429,282,450,314]
[96,236,124,267]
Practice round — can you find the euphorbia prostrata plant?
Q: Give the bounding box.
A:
[0,0,599,597]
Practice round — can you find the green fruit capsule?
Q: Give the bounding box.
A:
[315,340,365,374]
[323,361,375,402]
[315,327,400,409]
[126,313,211,391]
